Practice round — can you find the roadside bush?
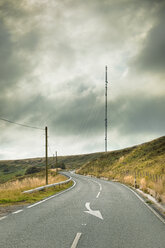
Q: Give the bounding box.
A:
[25,166,41,175]
[58,162,66,170]
[3,168,10,173]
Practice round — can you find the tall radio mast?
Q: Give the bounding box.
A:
[105,66,108,152]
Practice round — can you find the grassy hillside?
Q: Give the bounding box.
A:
[0,157,46,183]
[0,152,102,183]
[0,136,164,202]
[77,136,165,203]
[51,152,103,169]
[78,136,165,177]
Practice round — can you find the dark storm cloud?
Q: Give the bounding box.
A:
[0,20,28,90]
[0,0,27,19]
[49,89,165,138]
[0,77,104,136]
[18,29,41,52]
[13,87,164,139]
[0,0,44,93]
[130,1,165,74]
[0,0,164,158]
[0,78,164,141]
[48,92,104,136]
[110,94,165,136]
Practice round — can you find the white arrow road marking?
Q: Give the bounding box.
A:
[84,202,103,220]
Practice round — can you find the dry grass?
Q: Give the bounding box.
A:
[0,173,69,205]
[123,175,134,185]
[122,176,165,203]
[78,136,165,203]
[148,178,165,202]
[139,178,147,191]
[0,174,66,192]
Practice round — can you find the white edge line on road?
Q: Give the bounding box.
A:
[0,216,7,221]
[96,191,100,198]
[71,232,82,248]
[27,179,76,209]
[122,184,165,225]
[12,209,23,214]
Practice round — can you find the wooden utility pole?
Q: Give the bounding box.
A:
[45,126,48,185]
[56,151,58,168]
[53,154,55,168]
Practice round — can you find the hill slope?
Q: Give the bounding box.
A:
[77,136,165,203]
[0,152,103,183]
[0,136,164,203]
[78,136,165,177]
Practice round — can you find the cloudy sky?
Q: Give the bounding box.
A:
[0,0,165,160]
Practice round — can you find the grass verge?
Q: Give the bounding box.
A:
[0,173,73,206]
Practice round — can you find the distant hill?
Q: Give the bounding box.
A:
[0,151,103,183]
[0,136,164,190]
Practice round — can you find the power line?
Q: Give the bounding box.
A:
[0,117,44,130]
[48,144,54,156]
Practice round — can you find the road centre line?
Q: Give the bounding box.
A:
[91,179,102,191]
[122,184,165,225]
[96,191,100,198]
[27,180,76,209]
[71,233,82,248]
[89,178,102,198]
[0,216,7,221]
[12,209,23,214]
[75,174,102,198]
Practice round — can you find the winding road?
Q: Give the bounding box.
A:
[0,172,164,248]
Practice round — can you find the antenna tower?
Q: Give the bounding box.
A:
[105,66,108,152]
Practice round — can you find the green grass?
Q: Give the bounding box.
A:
[0,181,73,206]
[0,170,72,206]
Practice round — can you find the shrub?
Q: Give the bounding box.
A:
[60,162,66,170]
[25,166,41,175]
[3,168,10,173]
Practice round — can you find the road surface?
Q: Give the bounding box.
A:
[0,172,164,248]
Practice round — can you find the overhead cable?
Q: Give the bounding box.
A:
[0,117,44,130]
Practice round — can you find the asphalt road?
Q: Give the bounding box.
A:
[0,172,164,248]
